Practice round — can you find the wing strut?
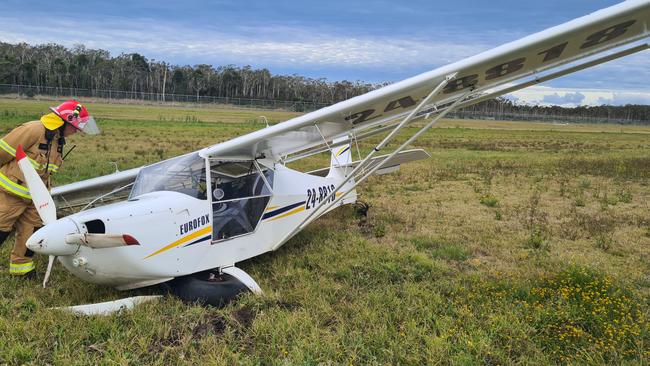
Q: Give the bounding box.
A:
[273,73,471,250]
[340,89,472,192]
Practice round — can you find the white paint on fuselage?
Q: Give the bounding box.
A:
[55,164,356,289]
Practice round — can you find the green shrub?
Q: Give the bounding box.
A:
[595,234,613,251]
[480,193,499,207]
[373,222,386,238]
[525,228,545,249]
[430,245,469,261]
[616,188,632,203]
[573,195,585,207]
[409,236,469,261]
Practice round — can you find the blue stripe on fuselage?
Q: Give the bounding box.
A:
[262,201,306,220]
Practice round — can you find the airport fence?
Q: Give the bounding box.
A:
[446,110,647,125]
[0,84,330,112]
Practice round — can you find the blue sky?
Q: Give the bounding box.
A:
[0,0,648,106]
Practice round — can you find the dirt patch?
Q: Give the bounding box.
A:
[232,307,256,329]
[189,308,256,340]
[160,328,184,348]
[192,314,227,339]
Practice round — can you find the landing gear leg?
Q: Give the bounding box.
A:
[354,201,370,219]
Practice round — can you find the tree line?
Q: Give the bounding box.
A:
[0,42,377,104]
[0,41,648,123]
[453,98,650,124]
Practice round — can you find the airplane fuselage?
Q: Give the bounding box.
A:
[28,164,356,290]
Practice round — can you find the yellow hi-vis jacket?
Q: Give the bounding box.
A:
[0,120,64,200]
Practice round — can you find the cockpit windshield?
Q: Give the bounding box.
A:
[130,153,207,199]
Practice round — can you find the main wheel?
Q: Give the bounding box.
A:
[168,270,249,307]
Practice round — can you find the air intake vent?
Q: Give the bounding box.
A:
[85,219,106,234]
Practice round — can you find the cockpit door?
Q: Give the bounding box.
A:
[207,159,274,242]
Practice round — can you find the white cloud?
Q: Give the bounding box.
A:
[0,15,486,70]
[542,92,585,105]
[509,86,650,106]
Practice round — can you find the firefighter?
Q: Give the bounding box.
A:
[0,100,99,277]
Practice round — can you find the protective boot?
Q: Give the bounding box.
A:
[10,221,37,276]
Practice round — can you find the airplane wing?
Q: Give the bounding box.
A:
[50,0,649,213]
[52,168,141,214]
[199,0,650,161]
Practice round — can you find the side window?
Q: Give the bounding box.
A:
[210,161,273,241]
[213,170,271,201]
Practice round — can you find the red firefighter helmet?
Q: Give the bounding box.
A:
[49,100,100,135]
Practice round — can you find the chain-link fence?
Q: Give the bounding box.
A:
[0,84,330,112]
[447,109,647,125]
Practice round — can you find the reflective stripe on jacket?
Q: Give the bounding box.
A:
[0,121,63,199]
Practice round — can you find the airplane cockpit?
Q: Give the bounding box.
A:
[130,153,274,242]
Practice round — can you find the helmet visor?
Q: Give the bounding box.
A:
[76,116,101,135]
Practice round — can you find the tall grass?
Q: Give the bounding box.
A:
[0,98,649,364]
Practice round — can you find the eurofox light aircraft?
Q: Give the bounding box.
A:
[16,1,650,310]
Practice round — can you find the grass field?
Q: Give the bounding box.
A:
[0,98,649,365]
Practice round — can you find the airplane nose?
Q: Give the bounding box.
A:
[27,218,80,256]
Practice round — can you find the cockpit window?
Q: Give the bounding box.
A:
[210,161,273,202]
[130,153,207,199]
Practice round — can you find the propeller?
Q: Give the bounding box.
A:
[17,145,141,287]
[16,145,57,287]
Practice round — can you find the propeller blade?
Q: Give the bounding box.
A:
[42,255,56,288]
[15,145,56,225]
[17,146,61,285]
[52,295,163,316]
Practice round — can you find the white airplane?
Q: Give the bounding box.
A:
[16,0,650,311]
